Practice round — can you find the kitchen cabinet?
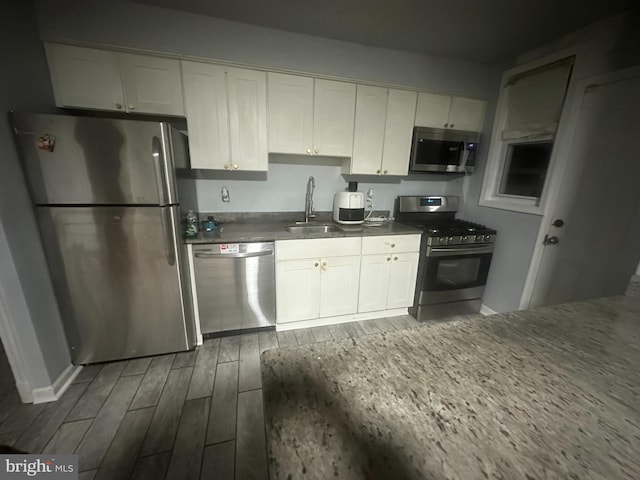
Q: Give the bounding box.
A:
[415,92,485,132]
[358,235,420,313]
[268,73,356,157]
[275,238,361,323]
[45,43,184,116]
[182,61,268,171]
[351,86,417,176]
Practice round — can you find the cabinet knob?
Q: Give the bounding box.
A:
[394,256,398,261]
[314,149,319,154]
[376,169,381,174]
[386,257,391,261]
[314,261,319,267]
[449,123,454,128]
[321,261,327,267]
[383,170,388,174]
[306,148,312,154]
[444,123,448,127]
[129,105,135,110]
[115,103,122,110]
[390,243,396,248]
[224,164,229,170]
[233,164,238,170]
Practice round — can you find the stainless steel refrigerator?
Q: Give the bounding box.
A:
[11,112,198,364]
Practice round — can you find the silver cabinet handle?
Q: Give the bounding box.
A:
[194,250,273,259]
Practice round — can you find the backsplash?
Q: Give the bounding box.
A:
[195,159,465,214]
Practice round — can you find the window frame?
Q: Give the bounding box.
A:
[479,52,575,215]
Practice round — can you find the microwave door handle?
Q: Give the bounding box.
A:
[459,141,469,172]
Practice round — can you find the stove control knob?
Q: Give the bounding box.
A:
[475,234,483,242]
[462,235,468,242]
[438,237,446,245]
[447,236,454,243]
[484,234,491,241]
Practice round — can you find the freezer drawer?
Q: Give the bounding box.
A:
[193,242,276,334]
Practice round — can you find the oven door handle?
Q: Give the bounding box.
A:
[427,245,495,257]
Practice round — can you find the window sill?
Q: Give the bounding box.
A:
[478,196,544,215]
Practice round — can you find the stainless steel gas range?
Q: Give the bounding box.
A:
[395,195,497,321]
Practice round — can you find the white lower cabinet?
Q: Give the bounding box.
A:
[275,238,361,324]
[358,235,420,313]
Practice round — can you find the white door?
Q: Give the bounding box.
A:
[226,67,268,171]
[313,79,356,157]
[528,70,640,307]
[276,259,320,323]
[120,53,184,115]
[181,61,230,169]
[381,89,417,175]
[267,73,314,154]
[319,256,360,318]
[358,254,391,313]
[45,43,125,112]
[351,85,387,174]
[386,253,419,310]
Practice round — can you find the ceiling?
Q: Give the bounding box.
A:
[132,0,635,64]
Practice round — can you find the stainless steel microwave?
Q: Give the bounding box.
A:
[409,127,480,174]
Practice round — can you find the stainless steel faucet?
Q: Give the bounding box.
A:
[304,176,316,223]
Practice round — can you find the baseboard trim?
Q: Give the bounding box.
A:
[276,308,409,331]
[480,304,498,316]
[32,363,82,404]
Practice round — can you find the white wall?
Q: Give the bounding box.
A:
[0,0,71,399]
[460,8,640,313]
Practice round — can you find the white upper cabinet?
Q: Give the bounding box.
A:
[45,43,184,116]
[46,43,125,112]
[182,62,268,171]
[312,79,356,157]
[351,86,416,176]
[415,92,485,131]
[119,53,184,116]
[267,73,356,157]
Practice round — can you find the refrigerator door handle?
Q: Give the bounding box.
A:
[152,136,170,206]
[160,207,177,266]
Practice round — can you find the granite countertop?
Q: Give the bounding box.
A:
[261,282,640,479]
[184,211,421,244]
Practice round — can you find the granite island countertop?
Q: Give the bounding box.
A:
[184,213,421,244]
[261,283,640,479]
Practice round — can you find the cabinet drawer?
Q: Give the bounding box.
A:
[361,234,420,254]
[275,237,361,260]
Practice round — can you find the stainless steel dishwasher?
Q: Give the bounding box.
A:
[192,242,276,335]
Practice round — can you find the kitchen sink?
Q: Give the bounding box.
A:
[284,224,340,234]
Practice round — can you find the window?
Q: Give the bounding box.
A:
[480,55,574,213]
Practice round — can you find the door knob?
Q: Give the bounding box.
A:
[543,235,559,245]
[552,219,564,227]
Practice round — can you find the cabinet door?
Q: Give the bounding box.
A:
[319,256,360,318]
[358,254,391,313]
[313,79,356,157]
[182,61,230,169]
[267,73,314,154]
[415,92,451,128]
[227,67,268,171]
[381,89,417,175]
[276,259,320,323]
[351,85,387,174]
[120,53,184,116]
[45,43,125,111]
[386,253,419,310]
[448,97,486,131]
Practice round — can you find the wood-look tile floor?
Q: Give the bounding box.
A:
[0,315,424,480]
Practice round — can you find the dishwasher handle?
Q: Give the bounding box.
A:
[194,250,273,259]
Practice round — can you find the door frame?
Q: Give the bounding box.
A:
[519,65,640,309]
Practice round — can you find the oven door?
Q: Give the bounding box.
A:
[420,244,494,304]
